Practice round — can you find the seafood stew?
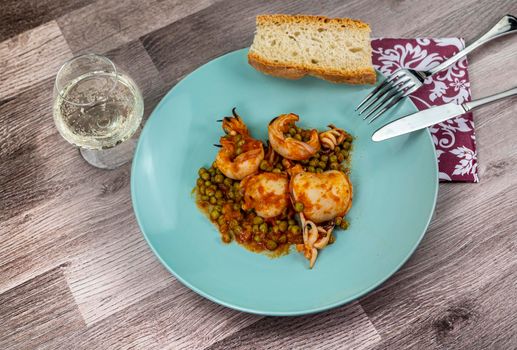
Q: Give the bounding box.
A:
[194,108,354,268]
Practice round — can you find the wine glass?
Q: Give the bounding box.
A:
[53,53,144,169]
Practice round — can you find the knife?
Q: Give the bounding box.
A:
[372,86,517,142]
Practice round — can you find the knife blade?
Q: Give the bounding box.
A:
[371,103,469,142]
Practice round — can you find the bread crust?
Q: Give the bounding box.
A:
[248,52,377,85]
[249,14,377,85]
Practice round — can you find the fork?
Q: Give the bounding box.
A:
[357,14,517,123]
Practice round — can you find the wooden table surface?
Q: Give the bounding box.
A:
[1,1,516,349]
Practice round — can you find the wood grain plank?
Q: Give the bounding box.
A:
[0,265,85,350]
[0,0,93,42]
[208,302,381,350]
[358,176,516,346]
[0,21,73,100]
[39,279,260,350]
[56,0,217,54]
[371,263,517,349]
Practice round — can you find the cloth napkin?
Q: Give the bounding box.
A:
[371,38,479,182]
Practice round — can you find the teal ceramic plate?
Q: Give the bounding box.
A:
[131,48,438,315]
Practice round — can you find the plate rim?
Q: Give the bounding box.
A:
[130,48,439,316]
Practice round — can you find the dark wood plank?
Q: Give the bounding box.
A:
[208,302,381,350]
[56,0,217,54]
[0,0,92,42]
[0,21,73,100]
[0,265,85,350]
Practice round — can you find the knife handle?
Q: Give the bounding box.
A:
[464,86,517,111]
[428,14,517,75]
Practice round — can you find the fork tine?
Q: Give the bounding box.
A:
[355,78,391,112]
[358,79,399,115]
[355,71,402,112]
[362,79,415,120]
[358,74,409,115]
[367,85,420,124]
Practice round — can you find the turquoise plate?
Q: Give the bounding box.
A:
[131,48,438,315]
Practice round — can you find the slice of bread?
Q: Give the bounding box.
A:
[248,14,376,85]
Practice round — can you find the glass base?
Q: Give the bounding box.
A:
[79,137,137,169]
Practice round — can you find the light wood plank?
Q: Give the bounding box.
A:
[39,279,260,350]
[0,265,85,350]
[208,302,381,350]
[0,21,72,100]
[56,0,217,54]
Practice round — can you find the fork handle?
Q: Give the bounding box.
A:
[463,86,517,111]
[428,14,517,76]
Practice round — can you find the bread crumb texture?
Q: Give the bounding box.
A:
[249,14,376,84]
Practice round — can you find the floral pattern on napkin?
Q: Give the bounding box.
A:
[371,38,479,182]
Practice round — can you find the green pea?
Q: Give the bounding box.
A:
[316,168,323,173]
[204,180,212,187]
[201,172,210,180]
[334,145,341,152]
[343,142,351,150]
[197,178,204,186]
[335,217,342,226]
[329,154,338,163]
[288,219,296,226]
[235,134,242,141]
[308,166,315,172]
[337,154,345,163]
[294,134,302,141]
[236,147,242,155]
[233,203,241,211]
[215,190,223,199]
[210,210,220,220]
[218,216,226,226]
[278,221,288,232]
[253,216,264,225]
[217,198,224,206]
[254,234,262,243]
[313,153,320,159]
[214,174,224,183]
[272,168,281,174]
[208,167,215,175]
[300,159,309,165]
[309,159,318,167]
[252,224,259,232]
[278,235,287,244]
[289,225,301,234]
[198,185,206,195]
[198,167,207,175]
[330,162,339,170]
[320,155,328,162]
[224,178,233,187]
[201,195,209,202]
[260,160,269,171]
[294,202,304,212]
[266,240,278,250]
[289,127,297,136]
[318,161,326,168]
[222,234,232,243]
[260,222,268,233]
[237,139,245,147]
[205,188,215,197]
[340,220,349,230]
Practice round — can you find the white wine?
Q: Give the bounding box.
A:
[53,71,143,150]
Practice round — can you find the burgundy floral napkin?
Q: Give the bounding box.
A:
[371,38,479,182]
